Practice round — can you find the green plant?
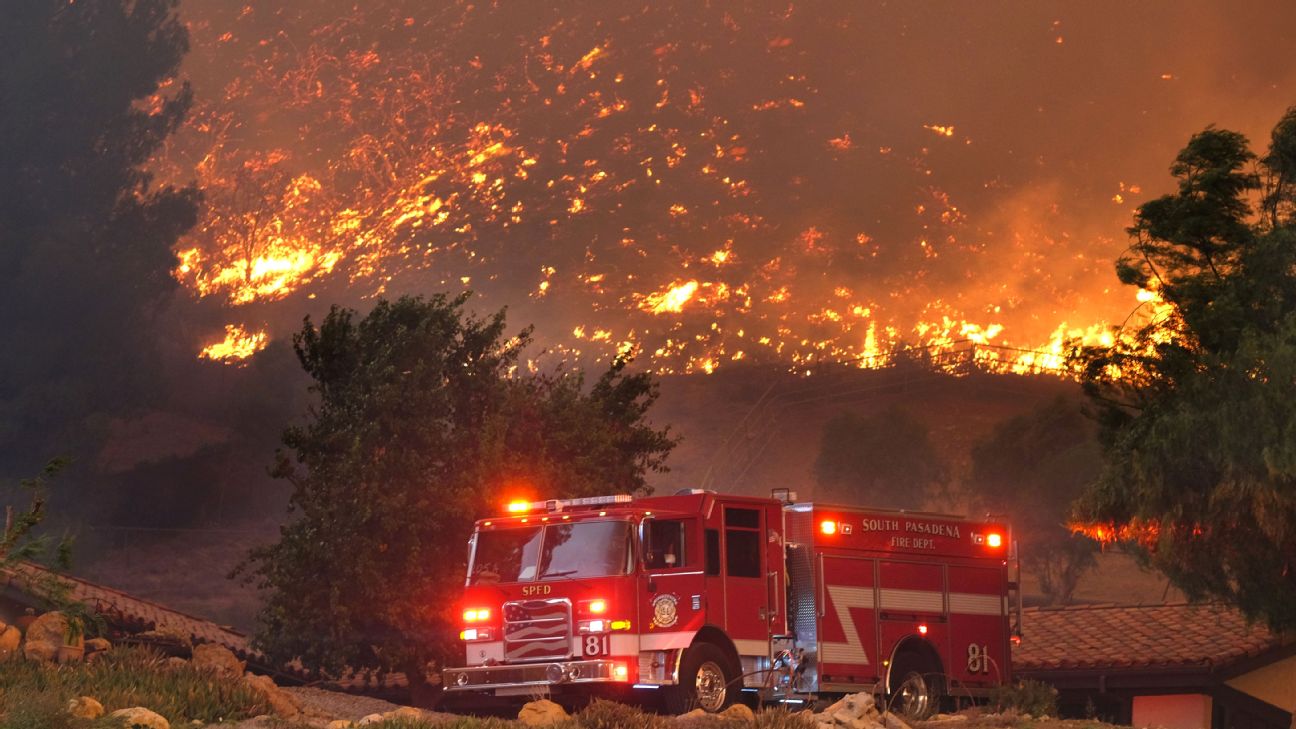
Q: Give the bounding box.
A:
[0,646,268,725]
[989,679,1058,717]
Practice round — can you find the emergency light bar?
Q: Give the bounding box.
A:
[505,494,634,514]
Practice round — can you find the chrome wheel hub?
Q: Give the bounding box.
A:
[694,660,727,712]
[896,672,931,718]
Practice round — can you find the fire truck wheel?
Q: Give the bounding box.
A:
[889,653,941,719]
[667,642,736,714]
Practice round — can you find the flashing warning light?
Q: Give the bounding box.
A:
[613,663,630,681]
[820,520,837,535]
[918,624,928,636]
[987,532,1003,548]
[588,599,608,614]
[459,628,478,641]
[463,608,491,622]
[610,620,632,631]
[507,500,530,513]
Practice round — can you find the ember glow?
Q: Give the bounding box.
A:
[157,2,1296,371]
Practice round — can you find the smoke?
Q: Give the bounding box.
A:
[12,1,1296,530]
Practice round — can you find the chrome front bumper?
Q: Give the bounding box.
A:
[443,659,620,692]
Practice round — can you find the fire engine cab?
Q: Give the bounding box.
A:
[444,490,1019,715]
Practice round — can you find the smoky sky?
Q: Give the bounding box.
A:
[164,0,1296,371]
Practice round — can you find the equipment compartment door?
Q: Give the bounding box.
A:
[947,564,1008,686]
[817,555,878,684]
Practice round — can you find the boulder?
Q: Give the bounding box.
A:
[326,721,353,729]
[192,643,244,678]
[518,698,569,726]
[110,707,170,729]
[23,611,84,663]
[243,673,302,718]
[67,696,105,720]
[357,714,385,726]
[676,708,711,721]
[383,707,426,721]
[166,656,189,669]
[721,704,756,721]
[0,624,20,659]
[85,637,112,653]
[880,713,912,729]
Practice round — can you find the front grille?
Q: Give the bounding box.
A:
[503,598,572,662]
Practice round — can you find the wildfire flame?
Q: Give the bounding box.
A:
[200,324,269,364]
[156,2,1178,376]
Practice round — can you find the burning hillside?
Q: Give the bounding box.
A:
[156,1,1296,374]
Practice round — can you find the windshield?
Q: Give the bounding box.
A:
[469,520,632,585]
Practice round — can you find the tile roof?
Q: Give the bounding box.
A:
[1,563,406,692]
[2,563,254,657]
[1012,602,1286,673]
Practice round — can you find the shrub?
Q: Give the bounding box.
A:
[988,679,1059,717]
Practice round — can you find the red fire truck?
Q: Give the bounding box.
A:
[443,490,1019,715]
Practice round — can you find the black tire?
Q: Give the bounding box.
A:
[664,642,737,714]
[888,651,942,720]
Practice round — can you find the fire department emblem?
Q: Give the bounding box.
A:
[651,594,679,628]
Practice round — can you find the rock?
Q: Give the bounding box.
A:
[0,624,20,659]
[880,713,912,729]
[85,637,112,653]
[518,698,569,726]
[67,696,105,720]
[927,715,969,723]
[243,672,302,718]
[326,721,353,729]
[677,708,709,720]
[23,612,84,663]
[721,704,756,721]
[383,707,426,720]
[110,707,170,729]
[192,643,245,678]
[166,656,189,669]
[357,714,385,726]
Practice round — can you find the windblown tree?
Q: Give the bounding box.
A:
[0,1,197,474]
[967,398,1100,605]
[812,407,947,510]
[1073,106,1296,630]
[240,294,675,702]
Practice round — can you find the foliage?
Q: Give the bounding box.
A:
[240,294,676,692]
[1,459,104,637]
[967,398,1100,604]
[813,406,947,509]
[989,679,1059,717]
[1,458,70,568]
[1073,105,1296,630]
[0,647,268,725]
[0,0,197,477]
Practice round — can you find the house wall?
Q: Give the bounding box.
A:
[1132,694,1212,729]
[1225,653,1296,713]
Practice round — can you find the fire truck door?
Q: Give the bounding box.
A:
[640,518,706,643]
[720,505,769,650]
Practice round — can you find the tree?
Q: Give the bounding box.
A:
[239,294,675,702]
[812,407,947,510]
[1073,106,1296,630]
[0,1,197,474]
[967,398,1100,605]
